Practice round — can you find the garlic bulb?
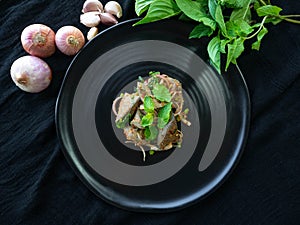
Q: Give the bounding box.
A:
[104,1,122,18]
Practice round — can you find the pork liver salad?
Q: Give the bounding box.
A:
[112,72,190,161]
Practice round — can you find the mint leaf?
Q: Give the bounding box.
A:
[157,102,172,128]
[116,114,131,129]
[175,0,216,30]
[252,26,268,50]
[144,125,158,141]
[149,71,160,76]
[135,0,154,16]
[141,113,154,127]
[149,150,155,155]
[226,19,254,37]
[152,84,172,102]
[225,38,245,70]
[189,23,214,39]
[138,76,144,82]
[133,0,181,26]
[207,36,221,73]
[256,5,282,17]
[183,108,189,114]
[144,96,155,113]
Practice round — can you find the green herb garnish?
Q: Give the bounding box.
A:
[141,96,155,127]
[138,76,144,82]
[177,142,182,148]
[144,96,155,113]
[152,83,172,102]
[147,75,159,89]
[144,125,159,140]
[134,0,300,73]
[157,102,172,129]
[149,71,160,76]
[116,113,131,129]
[149,150,155,155]
[141,113,154,127]
[184,108,189,114]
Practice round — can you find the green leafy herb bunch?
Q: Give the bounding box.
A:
[134,0,300,73]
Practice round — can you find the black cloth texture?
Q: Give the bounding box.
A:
[0,0,299,224]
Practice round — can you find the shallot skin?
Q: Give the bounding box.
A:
[10,56,52,93]
[21,24,56,58]
[55,26,85,56]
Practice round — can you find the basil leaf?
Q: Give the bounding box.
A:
[265,17,282,25]
[253,0,261,11]
[225,37,245,70]
[219,0,253,8]
[175,0,200,18]
[220,39,229,53]
[207,36,221,74]
[230,4,252,22]
[178,12,194,22]
[208,0,217,20]
[144,125,158,141]
[144,96,155,113]
[189,23,214,39]
[157,102,172,129]
[134,0,181,26]
[226,19,254,37]
[215,4,227,36]
[256,5,282,17]
[175,0,216,30]
[252,26,268,50]
[152,84,172,102]
[135,0,154,16]
[141,113,154,127]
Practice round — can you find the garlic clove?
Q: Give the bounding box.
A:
[82,0,103,13]
[80,12,101,27]
[99,12,118,26]
[104,1,122,18]
[87,27,99,41]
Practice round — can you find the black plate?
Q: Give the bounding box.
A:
[55,19,250,212]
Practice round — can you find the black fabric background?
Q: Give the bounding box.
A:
[0,0,299,224]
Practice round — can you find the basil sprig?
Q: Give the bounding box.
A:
[135,0,300,74]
